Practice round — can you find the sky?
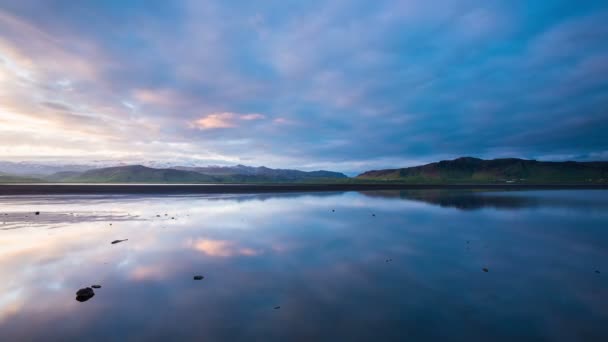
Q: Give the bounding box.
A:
[0,0,607,173]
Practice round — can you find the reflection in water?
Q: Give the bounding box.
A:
[360,190,536,210]
[361,189,608,212]
[1,190,607,341]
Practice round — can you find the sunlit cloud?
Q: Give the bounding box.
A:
[191,112,266,130]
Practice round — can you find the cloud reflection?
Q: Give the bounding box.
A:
[189,238,261,257]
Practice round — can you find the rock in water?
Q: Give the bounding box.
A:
[111,239,128,244]
[76,287,95,302]
[274,306,281,310]
[193,275,204,280]
[482,268,489,272]
[91,285,101,289]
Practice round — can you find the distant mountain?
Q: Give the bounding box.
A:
[51,165,218,183]
[0,161,95,176]
[357,157,608,184]
[174,165,348,181]
[45,164,348,183]
[0,172,43,183]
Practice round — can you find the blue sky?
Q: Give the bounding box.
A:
[0,0,607,173]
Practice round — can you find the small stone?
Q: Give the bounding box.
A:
[171,217,175,220]
[35,211,40,215]
[596,270,601,274]
[75,287,95,302]
[111,239,128,244]
[482,268,489,273]
[193,275,204,280]
[91,285,101,289]
[274,306,281,309]
[332,209,335,212]
[372,214,376,217]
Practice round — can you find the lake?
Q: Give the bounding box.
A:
[1,190,607,341]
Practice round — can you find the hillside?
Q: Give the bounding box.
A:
[357,157,608,184]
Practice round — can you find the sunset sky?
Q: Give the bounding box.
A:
[0,0,607,172]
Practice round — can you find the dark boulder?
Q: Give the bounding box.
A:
[76,287,95,302]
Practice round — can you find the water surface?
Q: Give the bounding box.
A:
[1,190,607,341]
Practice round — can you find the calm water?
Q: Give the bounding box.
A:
[1,190,607,341]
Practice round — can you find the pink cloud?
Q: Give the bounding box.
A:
[191,112,265,130]
[193,112,236,129]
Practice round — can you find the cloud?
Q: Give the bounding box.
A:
[132,88,185,106]
[0,1,607,172]
[240,113,266,120]
[191,112,266,130]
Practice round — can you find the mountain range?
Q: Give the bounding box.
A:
[0,164,348,183]
[0,157,607,184]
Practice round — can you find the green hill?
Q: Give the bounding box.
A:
[357,157,608,184]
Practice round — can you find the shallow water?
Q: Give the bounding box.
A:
[1,190,607,341]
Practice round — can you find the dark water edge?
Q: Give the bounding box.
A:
[1,183,607,195]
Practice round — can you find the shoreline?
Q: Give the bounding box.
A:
[1,183,607,195]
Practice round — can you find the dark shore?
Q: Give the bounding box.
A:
[1,183,607,195]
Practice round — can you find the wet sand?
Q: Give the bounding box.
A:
[1,183,607,195]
